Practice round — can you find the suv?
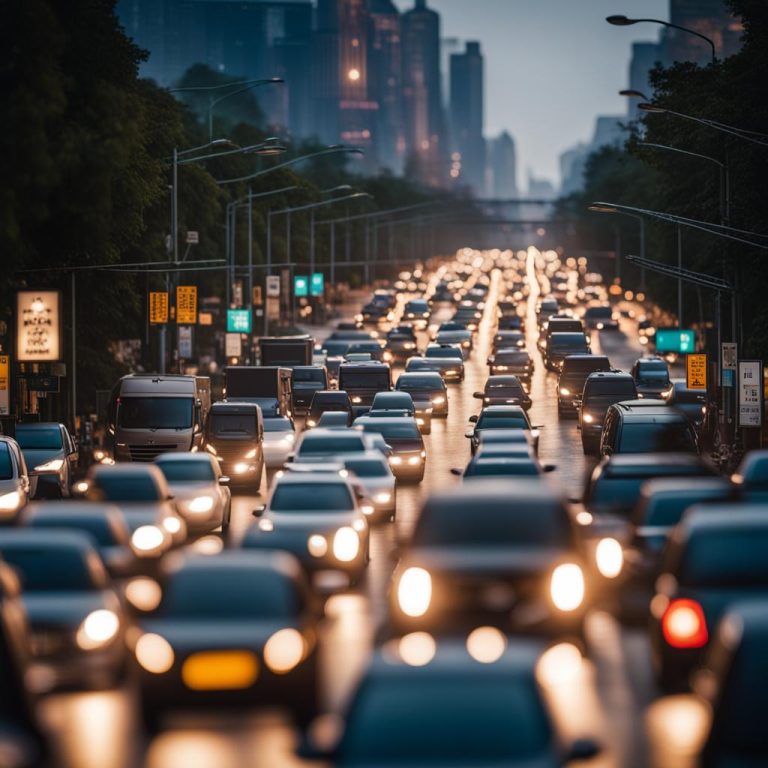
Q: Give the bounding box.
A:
[600,402,699,457]
[544,332,590,371]
[583,305,619,331]
[578,372,638,455]
[556,355,611,416]
[306,390,353,429]
[631,357,672,400]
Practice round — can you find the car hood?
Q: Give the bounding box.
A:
[265,510,360,530]
[167,482,218,501]
[140,618,298,651]
[23,591,115,626]
[403,547,571,577]
[23,449,65,470]
[387,439,423,452]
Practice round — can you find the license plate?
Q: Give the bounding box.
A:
[182,651,259,690]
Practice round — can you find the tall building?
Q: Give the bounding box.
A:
[401,0,447,187]
[558,116,625,195]
[368,0,404,173]
[488,131,518,199]
[449,41,485,196]
[665,0,743,63]
[627,42,663,119]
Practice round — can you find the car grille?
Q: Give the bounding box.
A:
[128,444,178,461]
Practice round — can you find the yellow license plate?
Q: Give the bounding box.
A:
[182,651,259,691]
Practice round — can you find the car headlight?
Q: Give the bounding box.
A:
[352,396,362,404]
[76,609,120,650]
[389,456,403,466]
[135,633,175,674]
[131,525,165,554]
[407,456,421,465]
[583,413,594,424]
[0,491,22,514]
[361,503,375,516]
[233,462,254,474]
[550,564,585,612]
[432,396,445,405]
[383,351,393,361]
[559,388,570,396]
[187,495,214,514]
[307,534,327,557]
[398,567,432,617]
[332,527,360,562]
[34,459,64,472]
[596,322,604,330]
[244,448,257,459]
[125,577,163,612]
[596,538,623,579]
[416,417,425,426]
[306,419,317,427]
[374,492,391,504]
[264,628,305,674]
[495,365,508,371]
[462,341,471,348]
[403,342,416,350]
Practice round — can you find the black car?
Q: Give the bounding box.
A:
[385,327,419,363]
[15,422,78,499]
[577,372,638,455]
[466,406,539,455]
[487,349,534,380]
[474,375,531,409]
[556,355,611,416]
[354,417,425,482]
[306,390,353,430]
[291,366,329,413]
[666,379,706,430]
[631,357,672,400]
[544,332,590,372]
[395,372,448,418]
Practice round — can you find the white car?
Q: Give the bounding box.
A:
[262,416,297,469]
[155,453,231,535]
[0,437,31,523]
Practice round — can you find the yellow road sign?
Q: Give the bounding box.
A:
[176,286,198,325]
[686,353,707,390]
[149,292,169,324]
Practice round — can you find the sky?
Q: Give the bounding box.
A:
[393,0,669,189]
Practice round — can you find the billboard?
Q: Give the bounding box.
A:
[16,290,62,361]
[655,329,695,354]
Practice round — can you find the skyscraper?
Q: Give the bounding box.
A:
[665,0,743,63]
[401,0,447,187]
[449,41,485,195]
[627,41,663,119]
[488,131,518,199]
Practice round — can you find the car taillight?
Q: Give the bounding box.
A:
[661,598,708,649]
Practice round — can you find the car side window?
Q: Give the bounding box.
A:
[8,442,24,478]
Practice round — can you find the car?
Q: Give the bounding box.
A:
[583,453,719,519]
[577,372,638,455]
[486,349,534,381]
[389,481,589,636]
[370,391,431,434]
[154,453,231,535]
[600,402,699,457]
[403,298,431,327]
[385,326,419,363]
[339,452,397,522]
[537,297,559,319]
[354,417,426,482]
[0,530,127,691]
[306,390,353,429]
[346,340,390,364]
[539,317,584,354]
[694,601,768,767]
[424,344,466,381]
[291,366,329,413]
[435,328,473,357]
[293,428,370,465]
[616,478,734,622]
[556,355,612,416]
[732,449,768,502]
[135,551,319,732]
[244,473,369,586]
[299,638,599,767]
[82,463,186,552]
[492,330,525,353]
[666,379,707,430]
[583,304,619,331]
[466,406,540,455]
[0,437,31,524]
[395,372,448,417]
[262,416,297,469]
[474,430,536,458]
[544,332,590,372]
[404,356,464,384]
[204,401,265,489]
[649,506,768,690]
[631,357,672,400]
[452,456,549,479]
[316,411,353,429]
[497,314,524,331]
[474,375,531,409]
[336,320,364,331]
[14,422,78,499]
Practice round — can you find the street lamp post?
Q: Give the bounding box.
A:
[206,79,283,141]
[606,15,716,64]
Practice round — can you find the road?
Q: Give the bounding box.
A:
[39,250,696,768]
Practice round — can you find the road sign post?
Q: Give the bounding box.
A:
[686,353,707,390]
[149,292,169,324]
[738,360,763,428]
[176,286,198,325]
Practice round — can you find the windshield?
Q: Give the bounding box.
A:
[0,547,100,592]
[426,348,462,359]
[549,335,588,351]
[362,422,420,439]
[619,422,696,453]
[322,341,351,356]
[15,427,62,450]
[118,398,193,430]
[495,351,529,363]
[157,460,215,483]
[638,370,670,382]
[562,359,609,375]
[270,483,353,511]
[344,459,389,478]
[586,380,636,397]
[299,435,365,454]
[210,412,257,437]
[586,307,612,318]
[477,413,529,430]
[682,528,768,587]
[264,418,292,433]
[397,376,442,390]
[339,372,390,388]
[465,460,539,477]
[92,473,162,501]
[293,369,325,383]
[487,383,524,395]
[0,445,13,480]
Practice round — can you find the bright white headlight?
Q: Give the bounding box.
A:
[596,538,623,579]
[550,563,585,612]
[332,527,359,562]
[34,459,64,472]
[398,567,432,617]
[131,525,165,554]
[77,609,119,650]
[188,495,214,514]
[0,491,22,514]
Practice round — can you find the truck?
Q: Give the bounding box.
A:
[337,362,392,416]
[258,336,314,367]
[224,366,293,418]
[107,375,211,462]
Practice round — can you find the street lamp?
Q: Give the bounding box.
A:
[606,15,716,64]
[205,79,284,140]
[588,205,646,290]
[619,89,650,100]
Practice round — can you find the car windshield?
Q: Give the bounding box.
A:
[397,377,442,390]
[344,458,389,478]
[681,528,768,587]
[586,306,612,318]
[299,435,365,454]
[15,427,62,450]
[618,422,696,453]
[270,483,353,511]
[339,372,390,388]
[264,418,292,433]
[586,380,636,397]
[362,422,420,439]
[162,568,298,618]
[671,386,704,404]
[495,351,529,363]
[414,499,569,547]
[638,370,670,382]
[157,460,215,483]
[93,473,162,501]
[31,518,119,547]
[210,412,257,437]
[117,398,193,429]
[340,677,551,763]
[562,359,609,375]
[293,369,325,383]
[588,478,644,513]
[549,335,588,351]
[477,414,529,430]
[0,547,99,592]
[0,445,13,480]
[322,341,351,356]
[465,460,539,477]
[426,348,462,359]
[487,383,524,395]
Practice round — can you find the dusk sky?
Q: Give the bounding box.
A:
[394,0,669,188]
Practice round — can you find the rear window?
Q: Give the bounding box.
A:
[156,460,215,483]
[293,369,325,383]
[588,477,643,513]
[426,348,462,359]
[585,306,612,318]
[397,376,442,390]
[361,422,420,439]
[344,458,389,478]
[299,435,366,454]
[549,334,588,350]
[618,422,696,453]
[270,482,353,511]
[92,473,162,501]
[681,528,768,586]
[339,371,390,388]
[495,351,529,363]
[0,546,100,592]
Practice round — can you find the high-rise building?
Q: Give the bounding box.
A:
[488,131,518,199]
[401,0,447,187]
[449,41,485,196]
[627,42,663,119]
[368,0,405,173]
[665,0,743,63]
[558,116,625,195]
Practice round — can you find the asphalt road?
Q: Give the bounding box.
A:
[39,252,697,768]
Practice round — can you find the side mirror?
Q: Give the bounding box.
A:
[468,415,478,423]
[285,453,295,463]
[219,476,230,485]
[450,467,464,476]
[473,392,484,399]
[486,357,494,365]
[564,738,601,762]
[252,505,266,517]
[543,464,556,473]
[464,430,474,439]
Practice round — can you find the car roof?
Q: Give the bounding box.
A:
[599,453,710,476]
[480,405,526,414]
[15,422,63,430]
[211,402,262,413]
[274,471,354,486]
[425,479,559,507]
[486,375,523,385]
[154,452,216,463]
[586,371,633,381]
[171,550,302,580]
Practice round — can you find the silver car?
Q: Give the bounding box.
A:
[262,416,297,469]
[155,453,231,535]
[0,437,31,523]
[339,452,396,523]
[15,422,77,498]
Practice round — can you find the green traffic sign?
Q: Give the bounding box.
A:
[227,309,252,333]
[310,272,324,296]
[655,328,695,353]
[294,275,309,298]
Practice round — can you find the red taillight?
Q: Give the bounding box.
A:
[661,598,708,649]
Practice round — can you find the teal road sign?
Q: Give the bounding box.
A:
[310,272,324,297]
[227,309,252,333]
[655,329,695,353]
[294,275,309,298]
